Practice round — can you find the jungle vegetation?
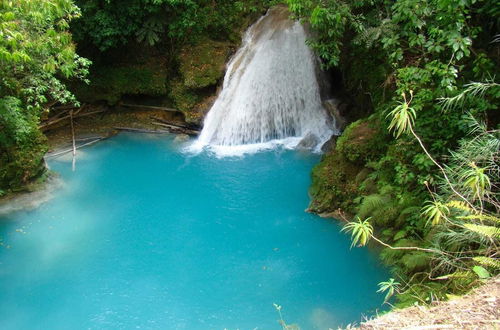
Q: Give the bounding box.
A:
[0,0,499,309]
[287,0,500,306]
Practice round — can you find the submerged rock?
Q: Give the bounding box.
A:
[297,132,320,150]
[174,134,190,143]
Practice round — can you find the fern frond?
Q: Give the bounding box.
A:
[357,194,390,218]
[457,214,500,224]
[446,200,472,213]
[463,223,500,239]
[473,256,500,269]
[438,81,500,112]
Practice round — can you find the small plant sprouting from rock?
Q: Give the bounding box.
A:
[377,278,401,304]
[273,303,300,330]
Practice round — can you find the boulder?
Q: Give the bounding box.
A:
[320,135,338,153]
[174,134,190,143]
[297,132,320,150]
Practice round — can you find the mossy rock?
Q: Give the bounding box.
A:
[308,116,389,214]
[336,117,388,164]
[309,151,362,213]
[168,79,201,118]
[178,38,231,89]
[73,60,168,105]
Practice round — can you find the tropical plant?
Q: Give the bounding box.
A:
[387,92,416,138]
[341,217,373,248]
[377,278,401,303]
[288,0,499,307]
[421,201,449,226]
[0,0,90,190]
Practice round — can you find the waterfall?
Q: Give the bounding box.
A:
[190,6,336,156]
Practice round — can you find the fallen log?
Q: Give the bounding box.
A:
[151,116,201,131]
[120,103,180,113]
[151,121,199,136]
[40,108,106,131]
[46,137,106,158]
[51,104,81,111]
[113,127,169,134]
[40,106,83,129]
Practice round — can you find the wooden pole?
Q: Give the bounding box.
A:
[70,109,76,171]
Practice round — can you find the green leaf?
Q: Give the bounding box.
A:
[377,278,400,303]
[472,266,490,279]
[421,201,449,226]
[387,93,416,138]
[341,217,373,248]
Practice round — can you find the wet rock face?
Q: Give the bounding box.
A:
[297,132,320,150]
[323,99,348,131]
[320,135,338,153]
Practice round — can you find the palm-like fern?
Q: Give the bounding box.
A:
[356,194,390,219]
[473,256,500,270]
[422,201,450,226]
[341,217,373,248]
[387,92,416,138]
[438,80,500,112]
[460,163,491,200]
[377,278,400,303]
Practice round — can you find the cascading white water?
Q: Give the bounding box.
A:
[190,6,336,155]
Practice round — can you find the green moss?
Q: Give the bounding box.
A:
[309,152,362,213]
[395,281,448,308]
[336,117,388,164]
[73,60,168,105]
[309,116,389,213]
[178,38,231,89]
[168,79,201,116]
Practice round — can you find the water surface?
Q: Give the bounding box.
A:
[0,134,388,329]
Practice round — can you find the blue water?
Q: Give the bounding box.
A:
[0,134,388,329]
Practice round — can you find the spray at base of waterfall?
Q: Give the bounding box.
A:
[187,136,308,157]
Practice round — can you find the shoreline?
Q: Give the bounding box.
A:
[0,106,179,208]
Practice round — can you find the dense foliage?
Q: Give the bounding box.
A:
[0,0,90,192]
[288,0,500,306]
[70,0,275,120]
[73,0,274,51]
